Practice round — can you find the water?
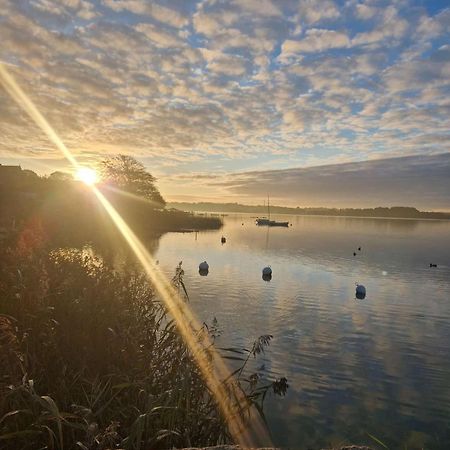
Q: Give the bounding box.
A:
[153,214,450,449]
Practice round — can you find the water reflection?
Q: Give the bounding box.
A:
[103,235,161,268]
[153,214,450,449]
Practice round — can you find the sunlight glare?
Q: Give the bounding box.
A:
[76,167,98,185]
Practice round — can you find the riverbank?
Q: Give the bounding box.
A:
[0,183,222,247]
[0,163,222,247]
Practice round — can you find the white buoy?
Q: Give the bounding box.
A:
[262,266,272,276]
[356,284,366,297]
[199,261,209,271]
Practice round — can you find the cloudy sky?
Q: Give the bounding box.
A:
[0,0,449,207]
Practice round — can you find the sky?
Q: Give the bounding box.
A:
[0,0,449,208]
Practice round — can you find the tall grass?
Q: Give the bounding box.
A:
[0,227,287,450]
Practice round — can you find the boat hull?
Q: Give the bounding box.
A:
[256,219,289,227]
[268,221,289,227]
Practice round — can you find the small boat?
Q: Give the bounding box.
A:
[256,218,289,227]
[255,196,289,227]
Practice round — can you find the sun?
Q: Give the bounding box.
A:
[75,167,99,185]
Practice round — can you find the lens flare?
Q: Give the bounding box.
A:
[76,167,98,185]
[0,61,271,447]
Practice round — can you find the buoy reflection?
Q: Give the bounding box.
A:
[262,273,272,282]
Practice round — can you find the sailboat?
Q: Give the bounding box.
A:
[256,196,289,227]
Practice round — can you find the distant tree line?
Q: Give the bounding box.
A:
[169,202,450,220]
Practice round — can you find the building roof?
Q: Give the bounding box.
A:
[0,164,22,172]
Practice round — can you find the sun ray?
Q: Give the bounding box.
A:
[101,184,163,207]
[0,61,271,447]
[93,185,270,446]
[0,64,79,169]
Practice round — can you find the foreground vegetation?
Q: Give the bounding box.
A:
[0,228,287,450]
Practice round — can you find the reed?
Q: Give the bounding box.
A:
[0,232,287,450]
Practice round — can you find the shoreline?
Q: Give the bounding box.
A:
[178,210,450,222]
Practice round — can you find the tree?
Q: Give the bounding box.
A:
[100,155,166,208]
[48,171,73,182]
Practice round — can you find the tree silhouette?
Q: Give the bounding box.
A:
[48,171,73,182]
[101,155,166,207]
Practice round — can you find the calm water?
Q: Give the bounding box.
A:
[153,214,450,449]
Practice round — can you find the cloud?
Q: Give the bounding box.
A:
[145,3,189,28]
[355,3,378,20]
[193,8,240,37]
[31,0,99,21]
[297,0,340,24]
[280,29,350,58]
[135,22,184,47]
[383,46,450,93]
[0,0,449,200]
[200,48,249,77]
[352,6,409,47]
[204,153,450,209]
[102,0,189,28]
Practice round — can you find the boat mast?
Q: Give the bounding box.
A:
[267,194,270,219]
